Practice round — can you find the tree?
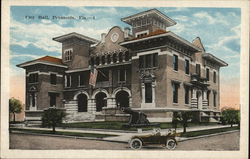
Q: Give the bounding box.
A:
[174,111,195,133]
[172,112,179,131]
[221,108,240,127]
[41,107,66,133]
[9,98,22,123]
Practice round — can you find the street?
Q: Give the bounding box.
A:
[10,131,239,150]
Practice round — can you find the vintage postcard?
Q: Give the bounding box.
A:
[1,0,249,158]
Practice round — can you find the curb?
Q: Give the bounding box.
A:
[11,131,128,144]
[179,130,240,142]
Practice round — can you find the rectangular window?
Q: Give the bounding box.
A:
[213,71,216,83]
[172,83,178,103]
[173,55,178,71]
[145,54,152,68]
[206,68,210,80]
[79,74,84,86]
[207,91,210,106]
[49,93,57,107]
[139,56,145,68]
[185,59,190,75]
[145,83,152,103]
[97,69,109,82]
[64,49,73,62]
[50,73,57,85]
[139,53,158,69]
[118,69,126,82]
[66,75,71,87]
[152,53,158,67]
[28,73,38,83]
[196,64,201,76]
[185,86,189,104]
[213,92,217,107]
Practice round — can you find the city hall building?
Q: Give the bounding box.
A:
[17,9,228,123]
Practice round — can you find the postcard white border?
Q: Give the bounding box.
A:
[1,0,249,159]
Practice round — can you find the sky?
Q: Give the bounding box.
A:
[10,6,241,109]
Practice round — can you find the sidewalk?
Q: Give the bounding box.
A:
[11,124,237,143]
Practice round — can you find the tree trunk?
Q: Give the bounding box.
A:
[52,126,55,133]
[231,123,233,127]
[183,125,186,133]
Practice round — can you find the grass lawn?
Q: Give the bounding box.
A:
[10,128,117,138]
[60,121,219,131]
[180,126,240,137]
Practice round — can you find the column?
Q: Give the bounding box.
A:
[202,90,208,109]
[29,94,32,110]
[129,96,132,107]
[122,52,125,62]
[141,83,145,104]
[152,82,156,104]
[191,88,197,108]
[34,94,37,110]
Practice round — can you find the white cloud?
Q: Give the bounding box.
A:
[164,7,189,13]
[10,17,111,53]
[41,19,51,24]
[173,15,189,22]
[193,11,228,25]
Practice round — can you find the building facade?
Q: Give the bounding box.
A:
[17,9,228,123]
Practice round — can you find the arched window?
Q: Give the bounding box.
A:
[107,55,111,64]
[95,57,100,65]
[77,94,88,112]
[95,92,107,112]
[101,56,106,65]
[113,54,117,63]
[125,52,130,61]
[118,52,123,62]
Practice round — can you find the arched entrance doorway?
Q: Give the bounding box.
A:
[116,90,129,108]
[95,92,107,112]
[77,94,88,112]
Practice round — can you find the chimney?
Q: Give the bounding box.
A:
[124,27,130,39]
[101,33,106,43]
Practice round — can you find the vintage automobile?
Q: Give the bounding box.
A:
[129,129,179,150]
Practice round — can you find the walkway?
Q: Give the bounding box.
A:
[12,124,237,143]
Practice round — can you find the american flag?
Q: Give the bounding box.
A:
[89,67,98,87]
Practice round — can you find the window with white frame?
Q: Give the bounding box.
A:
[118,69,126,82]
[185,59,190,75]
[64,48,73,62]
[65,75,71,87]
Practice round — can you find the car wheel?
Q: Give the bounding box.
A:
[129,138,142,150]
[166,139,177,150]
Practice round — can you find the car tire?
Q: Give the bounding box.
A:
[166,139,177,150]
[129,138,142,150]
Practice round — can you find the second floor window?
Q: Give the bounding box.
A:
[118,69,126,82]
[79,74,84,86]
[172,83,179,103]
[196,64,201,76]
[64,49,73,62]
[206,68,210,80]
[213,71,217,83]
[97,70,109,82]
[28,73,38,83]
[185,59,189,75]
[173,55,178,71]
[213,91,217,107]
[50,73,57,85]
[139,53,158,69]
[184,86,189,104]
[65,75,71,87]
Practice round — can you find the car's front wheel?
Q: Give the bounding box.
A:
[166,139,177,150]
[129,138,142,150]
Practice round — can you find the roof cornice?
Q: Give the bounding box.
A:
[53,32,99,44]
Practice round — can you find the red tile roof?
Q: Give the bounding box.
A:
[130,29,168,41]
[36,56,64,65]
